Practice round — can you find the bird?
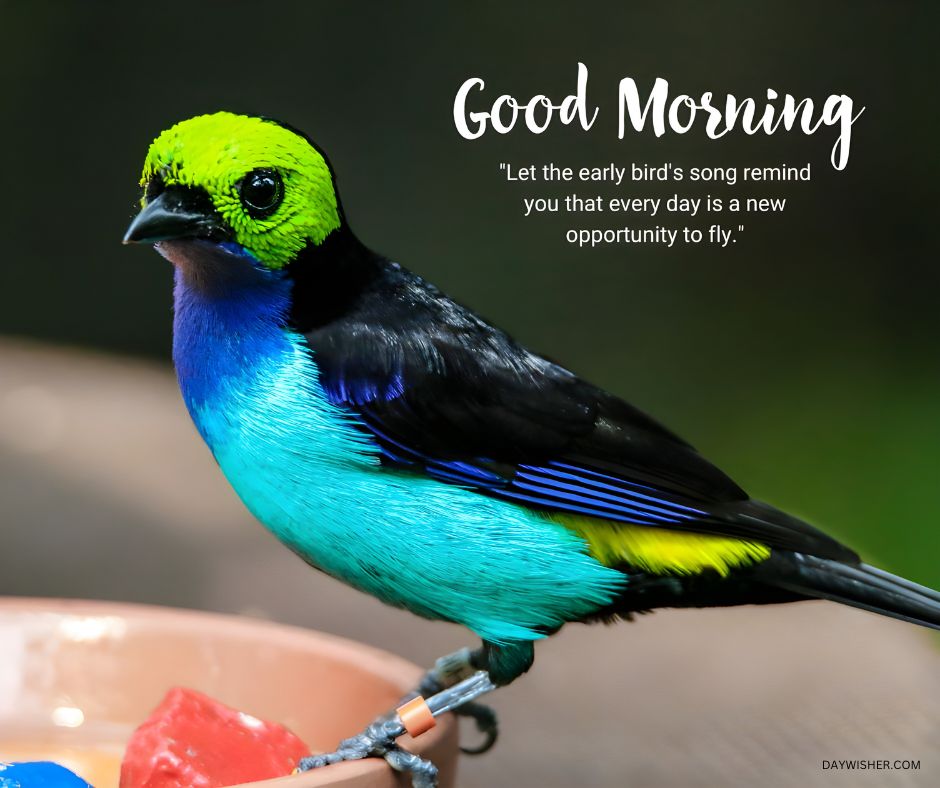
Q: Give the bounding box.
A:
[124,111,940,787]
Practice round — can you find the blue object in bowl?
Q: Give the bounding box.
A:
[0,762,92,787]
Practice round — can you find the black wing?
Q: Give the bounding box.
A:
[295,257,856,563]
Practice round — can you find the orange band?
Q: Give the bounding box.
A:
[396,696,436,738]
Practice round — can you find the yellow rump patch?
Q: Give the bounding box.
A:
[557,514,771,577]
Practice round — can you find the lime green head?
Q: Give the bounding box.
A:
[125,112,341,268]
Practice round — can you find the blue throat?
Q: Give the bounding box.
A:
[169,241,293,425]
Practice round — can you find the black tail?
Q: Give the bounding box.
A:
[766,553,940,631]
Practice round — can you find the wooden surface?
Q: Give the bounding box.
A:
[1,338,937,787]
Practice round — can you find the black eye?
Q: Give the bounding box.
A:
[239,169,283,218]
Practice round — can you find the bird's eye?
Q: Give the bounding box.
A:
[239,169,283,218]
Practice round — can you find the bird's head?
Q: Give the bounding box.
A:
[123,111,342,270]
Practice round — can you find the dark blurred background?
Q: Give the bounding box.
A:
[1,2,938,786]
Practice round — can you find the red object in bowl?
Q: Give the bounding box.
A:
[120,687,312,788]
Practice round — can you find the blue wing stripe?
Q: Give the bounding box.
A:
[547,460,661,493]
[380,448,418,466]
[495,488,674,525]
[426,466,482,486]
[509,480,682,524]
[367,421,503,485]
[436,460,505,485]
[513,469,699,519]
[365,424,418,454]
[519,465,707,516]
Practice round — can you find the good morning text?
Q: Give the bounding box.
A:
[454,63,864,170]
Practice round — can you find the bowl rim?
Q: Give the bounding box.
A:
[0,596,458,788]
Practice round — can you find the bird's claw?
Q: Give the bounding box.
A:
[454,700,498,755]
[297,718,439,788]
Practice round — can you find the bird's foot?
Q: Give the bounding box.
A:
[297,716,439,788]
[414,648,498,755]
[298,671,496,788]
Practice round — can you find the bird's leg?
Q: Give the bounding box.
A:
[413,647,499,755]
[297,671,497,788]
[416,646,484,694]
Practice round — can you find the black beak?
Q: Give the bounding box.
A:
[123,186,230,245]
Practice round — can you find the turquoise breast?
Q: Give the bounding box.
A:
[168,241,623,643]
